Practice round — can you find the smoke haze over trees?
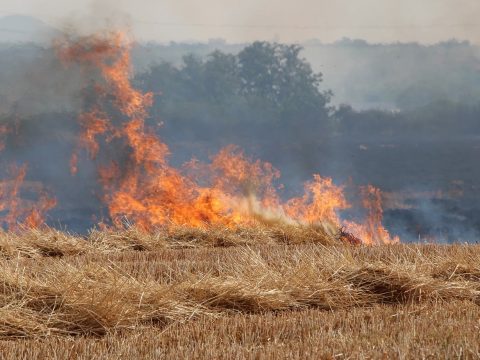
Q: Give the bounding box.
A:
[1,18,480,241]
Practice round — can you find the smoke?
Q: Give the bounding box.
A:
[1,10,479,241]
[0,3,137,118]
[52,1,133,39]
[0,45,86,117]
[13,0,480,44]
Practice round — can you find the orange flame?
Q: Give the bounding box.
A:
[0,165,56,230]
[343,185,400,245]
[70,108,111,175]
[0,123,55,230]
[0,124,9,152]
[60,31,398,244]
[285,175,350,225]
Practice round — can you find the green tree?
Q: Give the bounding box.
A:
[203,51,239,102]
[237,42,331,119]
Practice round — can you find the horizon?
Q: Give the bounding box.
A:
[0,14,477,47]
[0,0,480,44]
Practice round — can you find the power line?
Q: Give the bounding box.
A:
[1,11,480,31]
[131,21,480,30]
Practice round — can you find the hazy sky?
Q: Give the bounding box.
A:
[2,0,480,43]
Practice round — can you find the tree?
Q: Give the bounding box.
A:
[237,42,331,120]
[203,51,239,102]
[136,42,333,147]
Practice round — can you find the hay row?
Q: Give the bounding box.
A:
[0,246,478,338]
[0,223,344,259]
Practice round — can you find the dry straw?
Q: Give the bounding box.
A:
[0,234,478,338]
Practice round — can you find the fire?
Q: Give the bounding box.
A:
[285,175,349,225]
[57,31,398,244]
[343,185,400,245]
[0,165,56,230]
[0,124,9,152]
[0,121,56,230]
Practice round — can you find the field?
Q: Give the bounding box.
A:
[0,226,479,359]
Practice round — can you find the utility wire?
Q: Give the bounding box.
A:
[1,11,480,31]
[131,21,480,30]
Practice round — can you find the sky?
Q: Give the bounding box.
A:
[1,0,480,43]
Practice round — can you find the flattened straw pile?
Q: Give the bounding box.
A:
[0,242,477,338]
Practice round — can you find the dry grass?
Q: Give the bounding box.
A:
[0,227,479,358]
[0,223,341,257]
[2,302,479,359]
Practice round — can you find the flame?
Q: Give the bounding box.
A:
[285,175,350,225]
[0,124,9,152]
[70,108,111,175]
[343,185,400,245]
[0,165,56,230]
[59,31,398,244]
[0,123,56,230]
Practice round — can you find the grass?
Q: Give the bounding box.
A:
[0,225,479,358]
[0,222,341,257]
[3,302,479,359]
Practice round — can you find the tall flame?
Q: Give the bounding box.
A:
[343,185,400,245]
[58,31,398,244]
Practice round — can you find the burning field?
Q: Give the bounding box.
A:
[0,32,478,358]
[0,31,398,245]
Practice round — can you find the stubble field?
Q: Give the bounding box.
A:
[0,225,479,359]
